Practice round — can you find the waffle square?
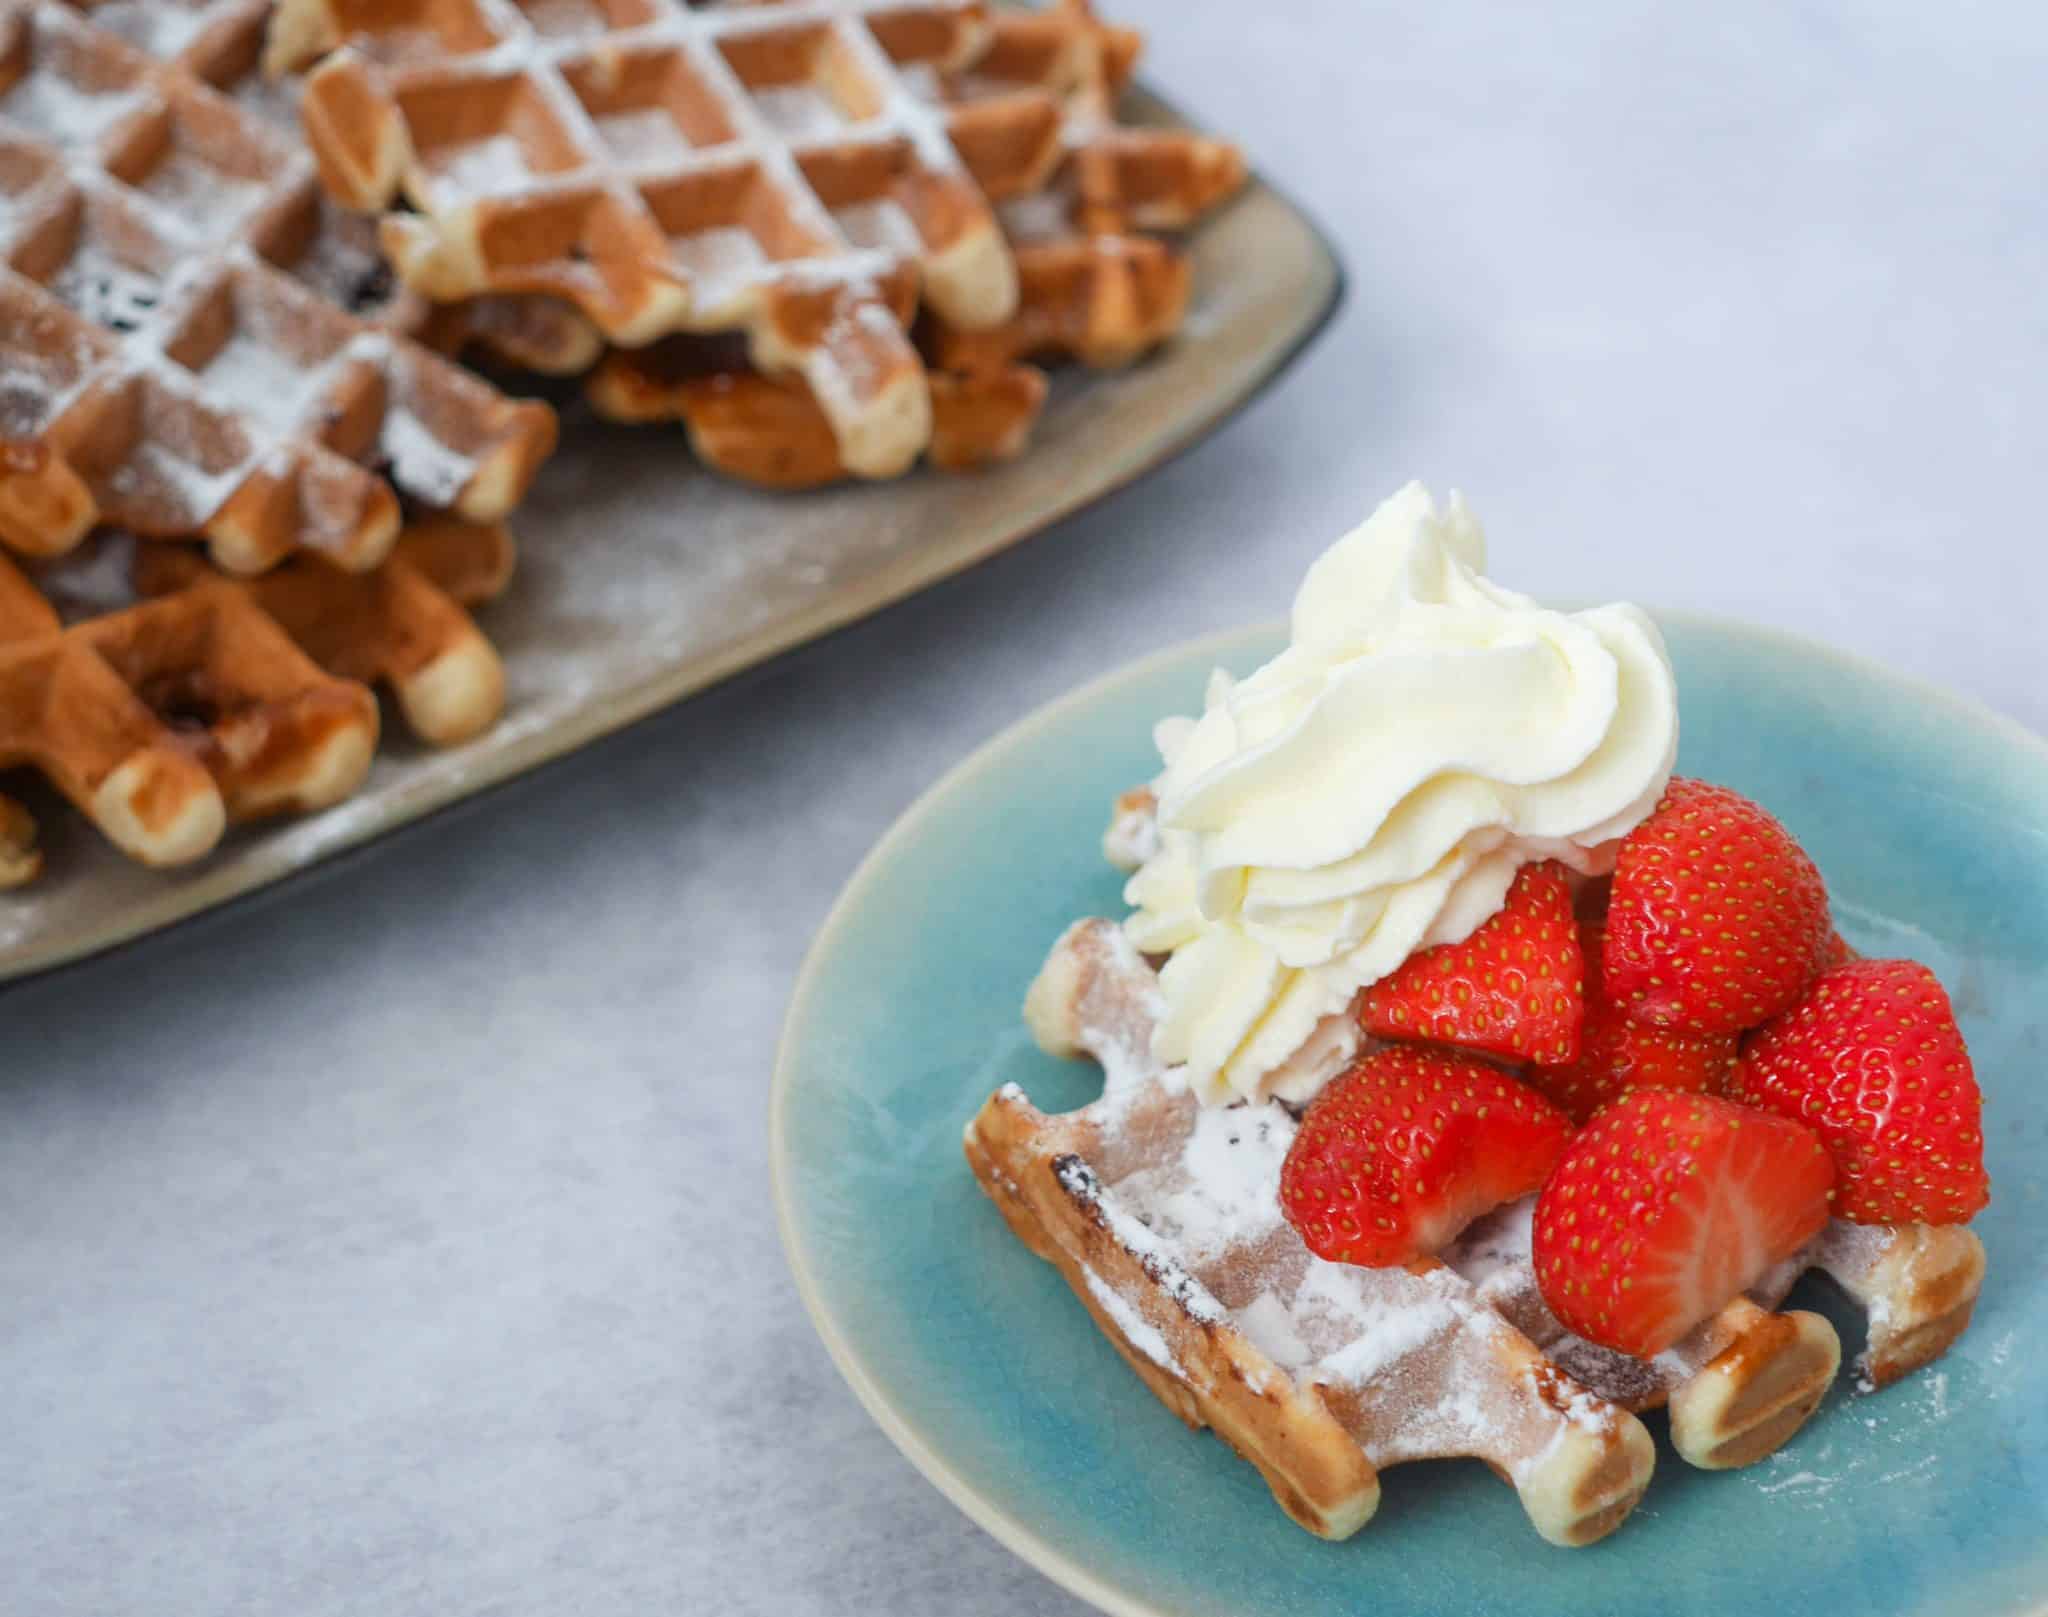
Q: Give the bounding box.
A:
[0,1,555,574]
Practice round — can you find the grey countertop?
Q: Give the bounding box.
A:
[6,4,2045,1613]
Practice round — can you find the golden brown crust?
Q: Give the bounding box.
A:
[0,545,376,867]
[588,351,1047,490]
[966,1085,1385,1540]
[1,515,515,879]
[135,519,515,746]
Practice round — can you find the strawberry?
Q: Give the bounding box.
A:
[1527,922,1738,1124]
[1534,1089,1835,1357]
[1821,929,1857,968]
[1358,860,1585,1064]
[1604,778,1832,1036]
[1280,1045,1571,1268]
[1728,958,1989,1225]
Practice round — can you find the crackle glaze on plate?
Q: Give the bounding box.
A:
[0,88,1340,984]
[774,617,2048,1617]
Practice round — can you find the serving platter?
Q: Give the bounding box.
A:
[0,89,1342,984]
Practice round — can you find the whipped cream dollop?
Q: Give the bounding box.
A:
[1125,483,1678,1105]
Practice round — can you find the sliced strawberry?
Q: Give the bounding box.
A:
[1729,958,1989,1225]
[1280,1045,1571,1268]
[1358,860,1585,1064]
[1533,1089,1835,1358]
[1604,778,1832,1036]
[1527,922,1738,1123]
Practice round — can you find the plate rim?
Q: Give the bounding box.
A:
[770,610,2048,1617]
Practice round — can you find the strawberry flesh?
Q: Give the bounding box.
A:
[1281,1045,1571,1268]
[1730,958,1989,1225]
[1358,860,1585,1064]
[1534,1089,1835,1357]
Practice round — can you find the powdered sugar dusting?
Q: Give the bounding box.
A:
[672,225,769,304]
[1081,1264,1186,1379]
[1234,1290,1310,1368]
[431,135,540,199]
[50,248,163,333]
[0,71,140,149]
[81,3,211,58]
[750,84,844,142]
[1757,1468,1831,1497]
[1300,1263,1461,1384]
[834,198,922,257]
[381,407,477,508]
[595,107,694,166]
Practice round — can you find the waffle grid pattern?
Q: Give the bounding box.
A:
[0,0,554,576]
[279,0,1056,473]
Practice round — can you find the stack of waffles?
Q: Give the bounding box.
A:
[0,0,553,884]
[271,0,1246,486]
[4,0,1244,884]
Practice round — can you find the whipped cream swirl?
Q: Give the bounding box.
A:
[1125,483,1678,1105]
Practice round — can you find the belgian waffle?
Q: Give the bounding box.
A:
[0,0,555,575]
[583,0,1244,484]
[273,0,1030,478]
[274,0,1243,481]
[1103,787,1987,1419]
[65,0,604,375]
[969,919,1660,1547]
[0,534,376,868]
[134,512,513,745]
[916,0,1243,372]
[0,513,511,875]
[971,919,1990,1541]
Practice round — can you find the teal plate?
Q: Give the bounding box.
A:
[773,618,2048,1617]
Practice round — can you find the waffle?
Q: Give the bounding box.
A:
[272,0,1030,478]
[583,1,1242,483]
[972,920,1989,1539]
[274,0,1243,481]
[134,512,514,745]
[916,0,1242,371]
[62,0,605,376]
[587,338,1045,486]
[1103,787,1986,1408]
[0,513,511,875]
[970,918,1661,1547]
[0,535,376,869]
[0,1,555,576]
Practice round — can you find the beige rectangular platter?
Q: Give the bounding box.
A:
[0,88,1340,983]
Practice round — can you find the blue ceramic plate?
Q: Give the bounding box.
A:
[772,618,2048,1617]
